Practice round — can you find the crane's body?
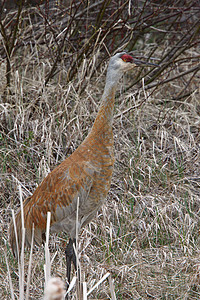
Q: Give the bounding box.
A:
[9,52,157,288]
[11,92,115,248]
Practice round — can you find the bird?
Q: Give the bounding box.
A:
[9,52,157,291]
[44,277,65,300]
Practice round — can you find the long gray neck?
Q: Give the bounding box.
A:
[103,67,123,97]
[89,69,122,135]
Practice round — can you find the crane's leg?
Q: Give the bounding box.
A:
[65,238,76,291]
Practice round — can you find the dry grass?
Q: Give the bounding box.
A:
[0,2,200,299]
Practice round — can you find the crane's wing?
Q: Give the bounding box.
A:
[10,154,95,252]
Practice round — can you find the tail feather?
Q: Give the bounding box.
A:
[9,196,43,257]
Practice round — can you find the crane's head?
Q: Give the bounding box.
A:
[106,52,157,87]
[108,52,157,73]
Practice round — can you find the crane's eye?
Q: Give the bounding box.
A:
[121,54,134,63]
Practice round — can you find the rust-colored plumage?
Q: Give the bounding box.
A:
[9,86,115,255]
[9,52,156,287]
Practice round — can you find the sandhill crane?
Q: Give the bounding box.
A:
[9,52,157,290]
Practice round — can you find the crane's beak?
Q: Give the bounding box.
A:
[133,58,159,67]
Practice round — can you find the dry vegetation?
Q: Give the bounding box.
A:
[0,0,200,299]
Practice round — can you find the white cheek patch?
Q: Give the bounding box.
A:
[122,62,136,71]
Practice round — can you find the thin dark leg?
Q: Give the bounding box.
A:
[65,238,76,292]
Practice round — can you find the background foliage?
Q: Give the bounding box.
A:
[0,0,200,299]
